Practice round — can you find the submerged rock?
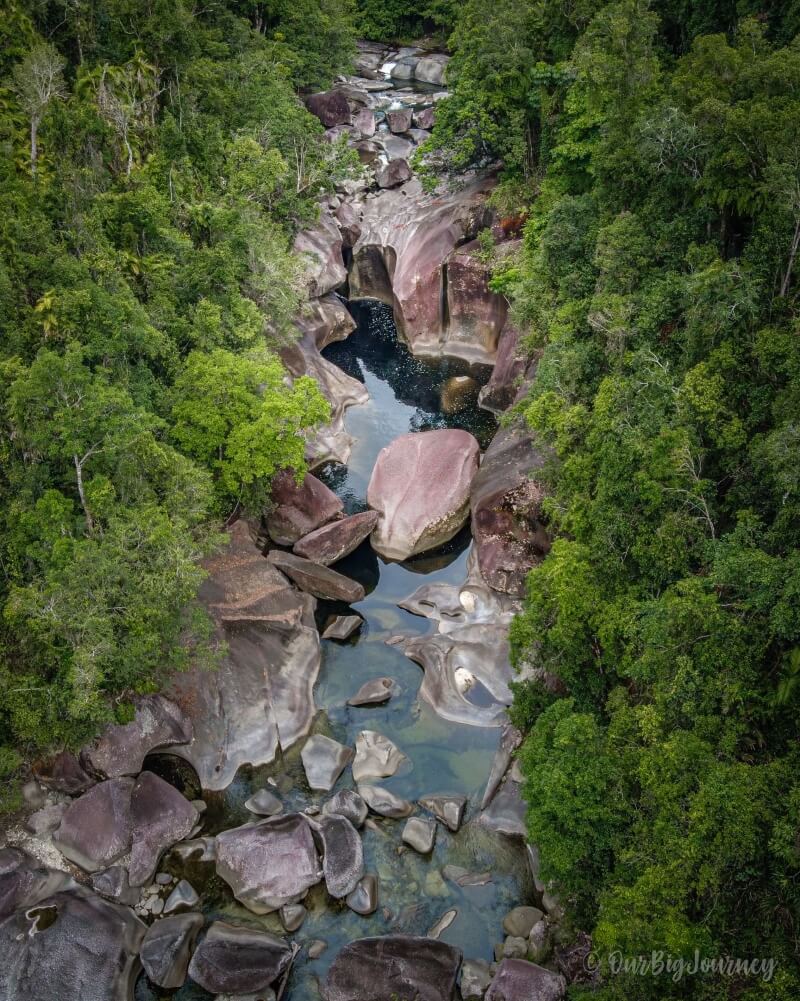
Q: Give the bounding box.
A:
[352,730,407,783]
[419,795,467,833]
[140,912,203,989]
[428,908,458,939]
[266,470,343,546]
[188,921,293,995]
[301,735,353,792]
[368,430,480,560]
[323,614,364,641]
[215,814,322,914]
[347,677,397,706]
[245,788,283,817]
[402,816,437,854]
[268,550,365,603]
[168,521,321,790]
[345,873,378,915]
[294,510,378,565]
[358,784,414,819]
[323,936,462,1001]
[485,959,566,1001]
[0,884,145,1001]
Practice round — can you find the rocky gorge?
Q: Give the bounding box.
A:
[0,41,580,1001]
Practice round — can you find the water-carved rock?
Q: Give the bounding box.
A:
[295,509,378,566]
[322,789,368,828]
[419,795,466,833]
[268,550,365,603]
[301,735,353,792]
[352,730,407,783]
[215,814,322,914]
[267,469,343,546]
[358,784,414,818]
[188,921,293,994]
[368,430,479,561]
[324,936,462,1001]
[347,677,397,706]
[323,614,364,640]
[402,816,436,854]
[140,912,203,989]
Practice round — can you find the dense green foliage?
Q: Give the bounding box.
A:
[0,0,357,769]
[355,0,455,43]
[425,1,800,997]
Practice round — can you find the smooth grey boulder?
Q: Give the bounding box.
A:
[376,158,412,189]
[482,724,523,809]
[91,866,140,906]
[461,958,493,1000]
[352,107,376,138]
[294,510,378,566]
[485,959,566,1001]
[322,789,368,828]
[402,816,436,854]
[188,921,293,995]
[82,695,192,779]
[415,53,449,85]
[128,771,199,886]
[358,784,414,819]
[0,885,145,1001]
[368,430,480,561]
[168,521,321,791]
[0,848,74,920]
[314,814,364,898]
[268,550,365,603]
[164,879,200,915]
[503,905,544,939]
[301,735,353,792]
[215,814,322,914]
[140,912,203,989]
[419,794,467,833]
[245,788,283,817]
[323,936,462,1001]
[323,614,364,641]
[480,777,526,837]
[347,677,397,706]
[53,776,134,872]
[352,730,407,784]
[386,108,413,133]
[345,874,378,916]
[280,903,307,932]
[266,469,343,546]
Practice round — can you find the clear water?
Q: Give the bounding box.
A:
[135,225,529,1001]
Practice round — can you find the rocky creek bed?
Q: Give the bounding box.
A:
[0,41,589,1001]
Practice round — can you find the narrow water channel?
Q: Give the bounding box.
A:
[137,276,531,1001]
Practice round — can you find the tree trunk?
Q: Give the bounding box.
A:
[74,455,95,535]
[30,115,39,178]
[779,215,800,297]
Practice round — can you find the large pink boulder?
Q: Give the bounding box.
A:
[367,430,480,561]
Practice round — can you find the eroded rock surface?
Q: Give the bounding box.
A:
[301,735,353,792]
[352,730,407,783]
[188,921,293,995]
[215,814,322,914]
[266,469,343,546]
[314,814,364,898]
[294,510,378,565]
[268,550,365,603]
[140,912,203,989]
[0,884,145,1001]
[368,430,480,560]
[470,423,550,596]
[322,790,368,828]
[169,522,321,791]
[485,959,566,1001]
[324,936,462,1001]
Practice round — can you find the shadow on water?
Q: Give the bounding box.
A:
[136,298,531,1001]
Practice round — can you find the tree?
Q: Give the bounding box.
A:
[170,348,329,514]
[11,42,67,177]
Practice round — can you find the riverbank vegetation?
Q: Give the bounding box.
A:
[0,0,357,802]
[419,2,800,997]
